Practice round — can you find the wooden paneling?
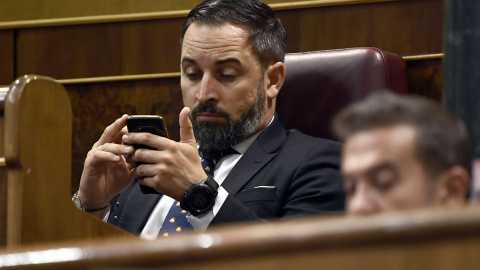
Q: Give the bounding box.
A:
[279,0,443,55]
[14,0,442,80]
[65,77,183,192]
[16,19,184,80]
[0,0,396,23]
[0,30,14,84]
[0,0,196,22]
[406,56,443,101]
[16,23,123,79]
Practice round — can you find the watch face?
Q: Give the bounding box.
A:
[189,186,215,212]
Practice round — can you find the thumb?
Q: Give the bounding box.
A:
[179,107,197,146]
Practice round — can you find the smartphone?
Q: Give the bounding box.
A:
[126,115,169,194]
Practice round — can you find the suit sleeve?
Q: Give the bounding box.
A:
[211,139,345,226]
[282,141,346,216]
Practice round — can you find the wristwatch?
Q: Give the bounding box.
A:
[72,191,109,212]
[180,176,219,216]
[72,191,84,209]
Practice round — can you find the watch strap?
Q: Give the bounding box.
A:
[204,176,219,192]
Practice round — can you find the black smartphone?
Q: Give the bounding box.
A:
[126,115,169,194]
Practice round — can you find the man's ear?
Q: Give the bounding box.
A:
[265,62,286,99]
[434,166,470,206]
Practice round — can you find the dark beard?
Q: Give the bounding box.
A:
[190,83,266,151]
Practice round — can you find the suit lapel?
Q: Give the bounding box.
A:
[119,182,163,234]
[222,116,287,195]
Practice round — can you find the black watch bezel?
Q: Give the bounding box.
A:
[180,176,219,216]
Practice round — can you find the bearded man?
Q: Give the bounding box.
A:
[74,0,345,239]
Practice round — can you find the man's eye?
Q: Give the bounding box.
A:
[373,171,396,192]
[374,180,393,192]
[220,74,235,80]
[186,73,200,80]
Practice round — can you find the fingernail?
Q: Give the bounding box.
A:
[125,146,132,152]
[113,155,120,161]
[122,134,128,141]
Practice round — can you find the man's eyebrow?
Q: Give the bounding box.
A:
[343,162,397,180]
[181,57,196,66]
[216,58,242,66]
[181,57,241,66]
[369,162,398,176]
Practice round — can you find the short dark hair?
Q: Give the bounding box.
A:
[333,91,472,179]
[180,0,287,68]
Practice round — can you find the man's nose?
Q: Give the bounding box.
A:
[347,184,379,216]
[196,74,219,104]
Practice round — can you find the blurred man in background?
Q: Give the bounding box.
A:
[334,92,471,215]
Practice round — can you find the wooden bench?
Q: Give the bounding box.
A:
[0,85,8,246]
[1,204,480,269]
[0,75,131,247]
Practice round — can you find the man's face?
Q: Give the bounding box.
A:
[342,125,434,215]
[180,23,267,151]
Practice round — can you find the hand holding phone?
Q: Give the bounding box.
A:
[126,115,169,194]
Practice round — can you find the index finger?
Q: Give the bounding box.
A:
[93,114,129,148]
[122,132,169,151]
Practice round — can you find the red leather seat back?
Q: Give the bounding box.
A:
[276,47,408,140]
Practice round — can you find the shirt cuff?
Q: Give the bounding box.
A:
[186,186,228,232]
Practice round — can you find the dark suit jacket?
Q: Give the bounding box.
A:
[108,117,345,234]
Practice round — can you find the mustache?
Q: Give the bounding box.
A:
[190,104,230,119]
